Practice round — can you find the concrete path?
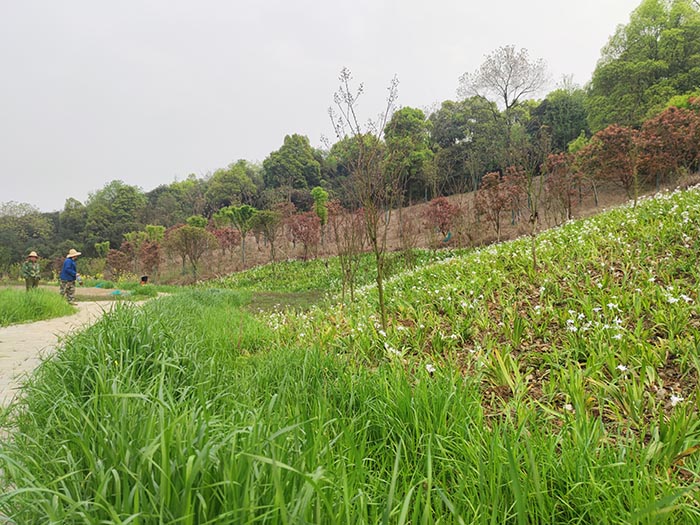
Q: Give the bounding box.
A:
[0,301,114,406]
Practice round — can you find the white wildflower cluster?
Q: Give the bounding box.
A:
[670,394,684,407]
[662,285,694,305]
[564,306,626,340]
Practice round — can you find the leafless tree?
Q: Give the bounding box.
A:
[329,67,400,330]
[458,45,548,126]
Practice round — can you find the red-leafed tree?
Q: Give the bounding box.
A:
[139,240,161,279]
[288,211,321,260]
[502,165,527,226]
[424,196,461,239]
[475,172,512,242]
[209,227,241,256]
[106,248,131,280]
[544,152,580,224]
[584,124,641,205]
[638,105,700,189]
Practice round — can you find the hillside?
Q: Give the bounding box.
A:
[1,185,699,522]
[165,178,639,282]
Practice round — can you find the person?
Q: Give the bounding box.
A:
[59,248,82,305]
[21,251,41,291]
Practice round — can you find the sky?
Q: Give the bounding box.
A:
[1,0,642,213]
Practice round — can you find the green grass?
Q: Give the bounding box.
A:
[1,189,700,522]
[0,288,76,326]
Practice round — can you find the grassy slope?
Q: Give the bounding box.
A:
[1,188,699,523]
[0,288,76,326]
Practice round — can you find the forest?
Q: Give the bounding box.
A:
[2,0,700,282]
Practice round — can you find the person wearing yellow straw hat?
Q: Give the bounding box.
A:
[21,251,41,291]
[59,248,82,305]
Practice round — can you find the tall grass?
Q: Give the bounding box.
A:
[0,288,75,326]
[1,189,700,522]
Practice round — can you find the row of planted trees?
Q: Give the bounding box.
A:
[473,97,700,243]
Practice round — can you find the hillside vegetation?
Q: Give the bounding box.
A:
[1,187,699,523]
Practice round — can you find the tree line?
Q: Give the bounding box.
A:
[1,0,698,282]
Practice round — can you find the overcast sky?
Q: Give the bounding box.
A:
[1,0,641,213]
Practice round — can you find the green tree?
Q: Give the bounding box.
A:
[204,160,258,212]
[383,107,433,203]
[85,180,146,253]
[529,86,589,152]
[310,186,329,243]
[262,134,322,198]
[428,97,506,194]
[587,0,700,130]
[0,202,53,270]
[58,198,87,241]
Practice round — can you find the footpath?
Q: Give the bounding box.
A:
[0,301,113,405]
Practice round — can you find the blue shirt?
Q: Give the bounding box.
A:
[60,257,77,281]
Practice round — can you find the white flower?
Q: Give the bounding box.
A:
[670,394,684,407]
[667,296,679,304]
[564,403,574,412]
[681,294,693,303]
[378,329,386,337]
[612,333,623,340]
[425,363,436,374]
[616,364,628,372]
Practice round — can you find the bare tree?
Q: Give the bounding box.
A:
[329,67,400,331]
[458,45,548,126]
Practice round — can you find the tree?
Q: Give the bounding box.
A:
[85,180,146,253]
[638,104,700,188]
[214,204,257,266]
[458,45,548,127]
[310,186,329,243]
[204,160,258,212]
[287,212,321,260]
[383,107,434,203]
[139,240,161,279]
[94,241,110,258]
[208,227,240,256]
[475,172,515,242]
[106,249,131,280]
[529,87,589,152]
[544,152,580,224]
[262,134,322,199]
[424,197,461,240]
[250,210,282,262]
[0,202,53,270]
[327,200,366,302]
[329,67,400,331]
[163,224,218,279]
[58,198,87,240]
[587,0,700,131]
[429,97,508,195]
[588,124,642,205]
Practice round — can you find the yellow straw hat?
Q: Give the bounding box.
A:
[67,249,82,258]
[27,251,38,258]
